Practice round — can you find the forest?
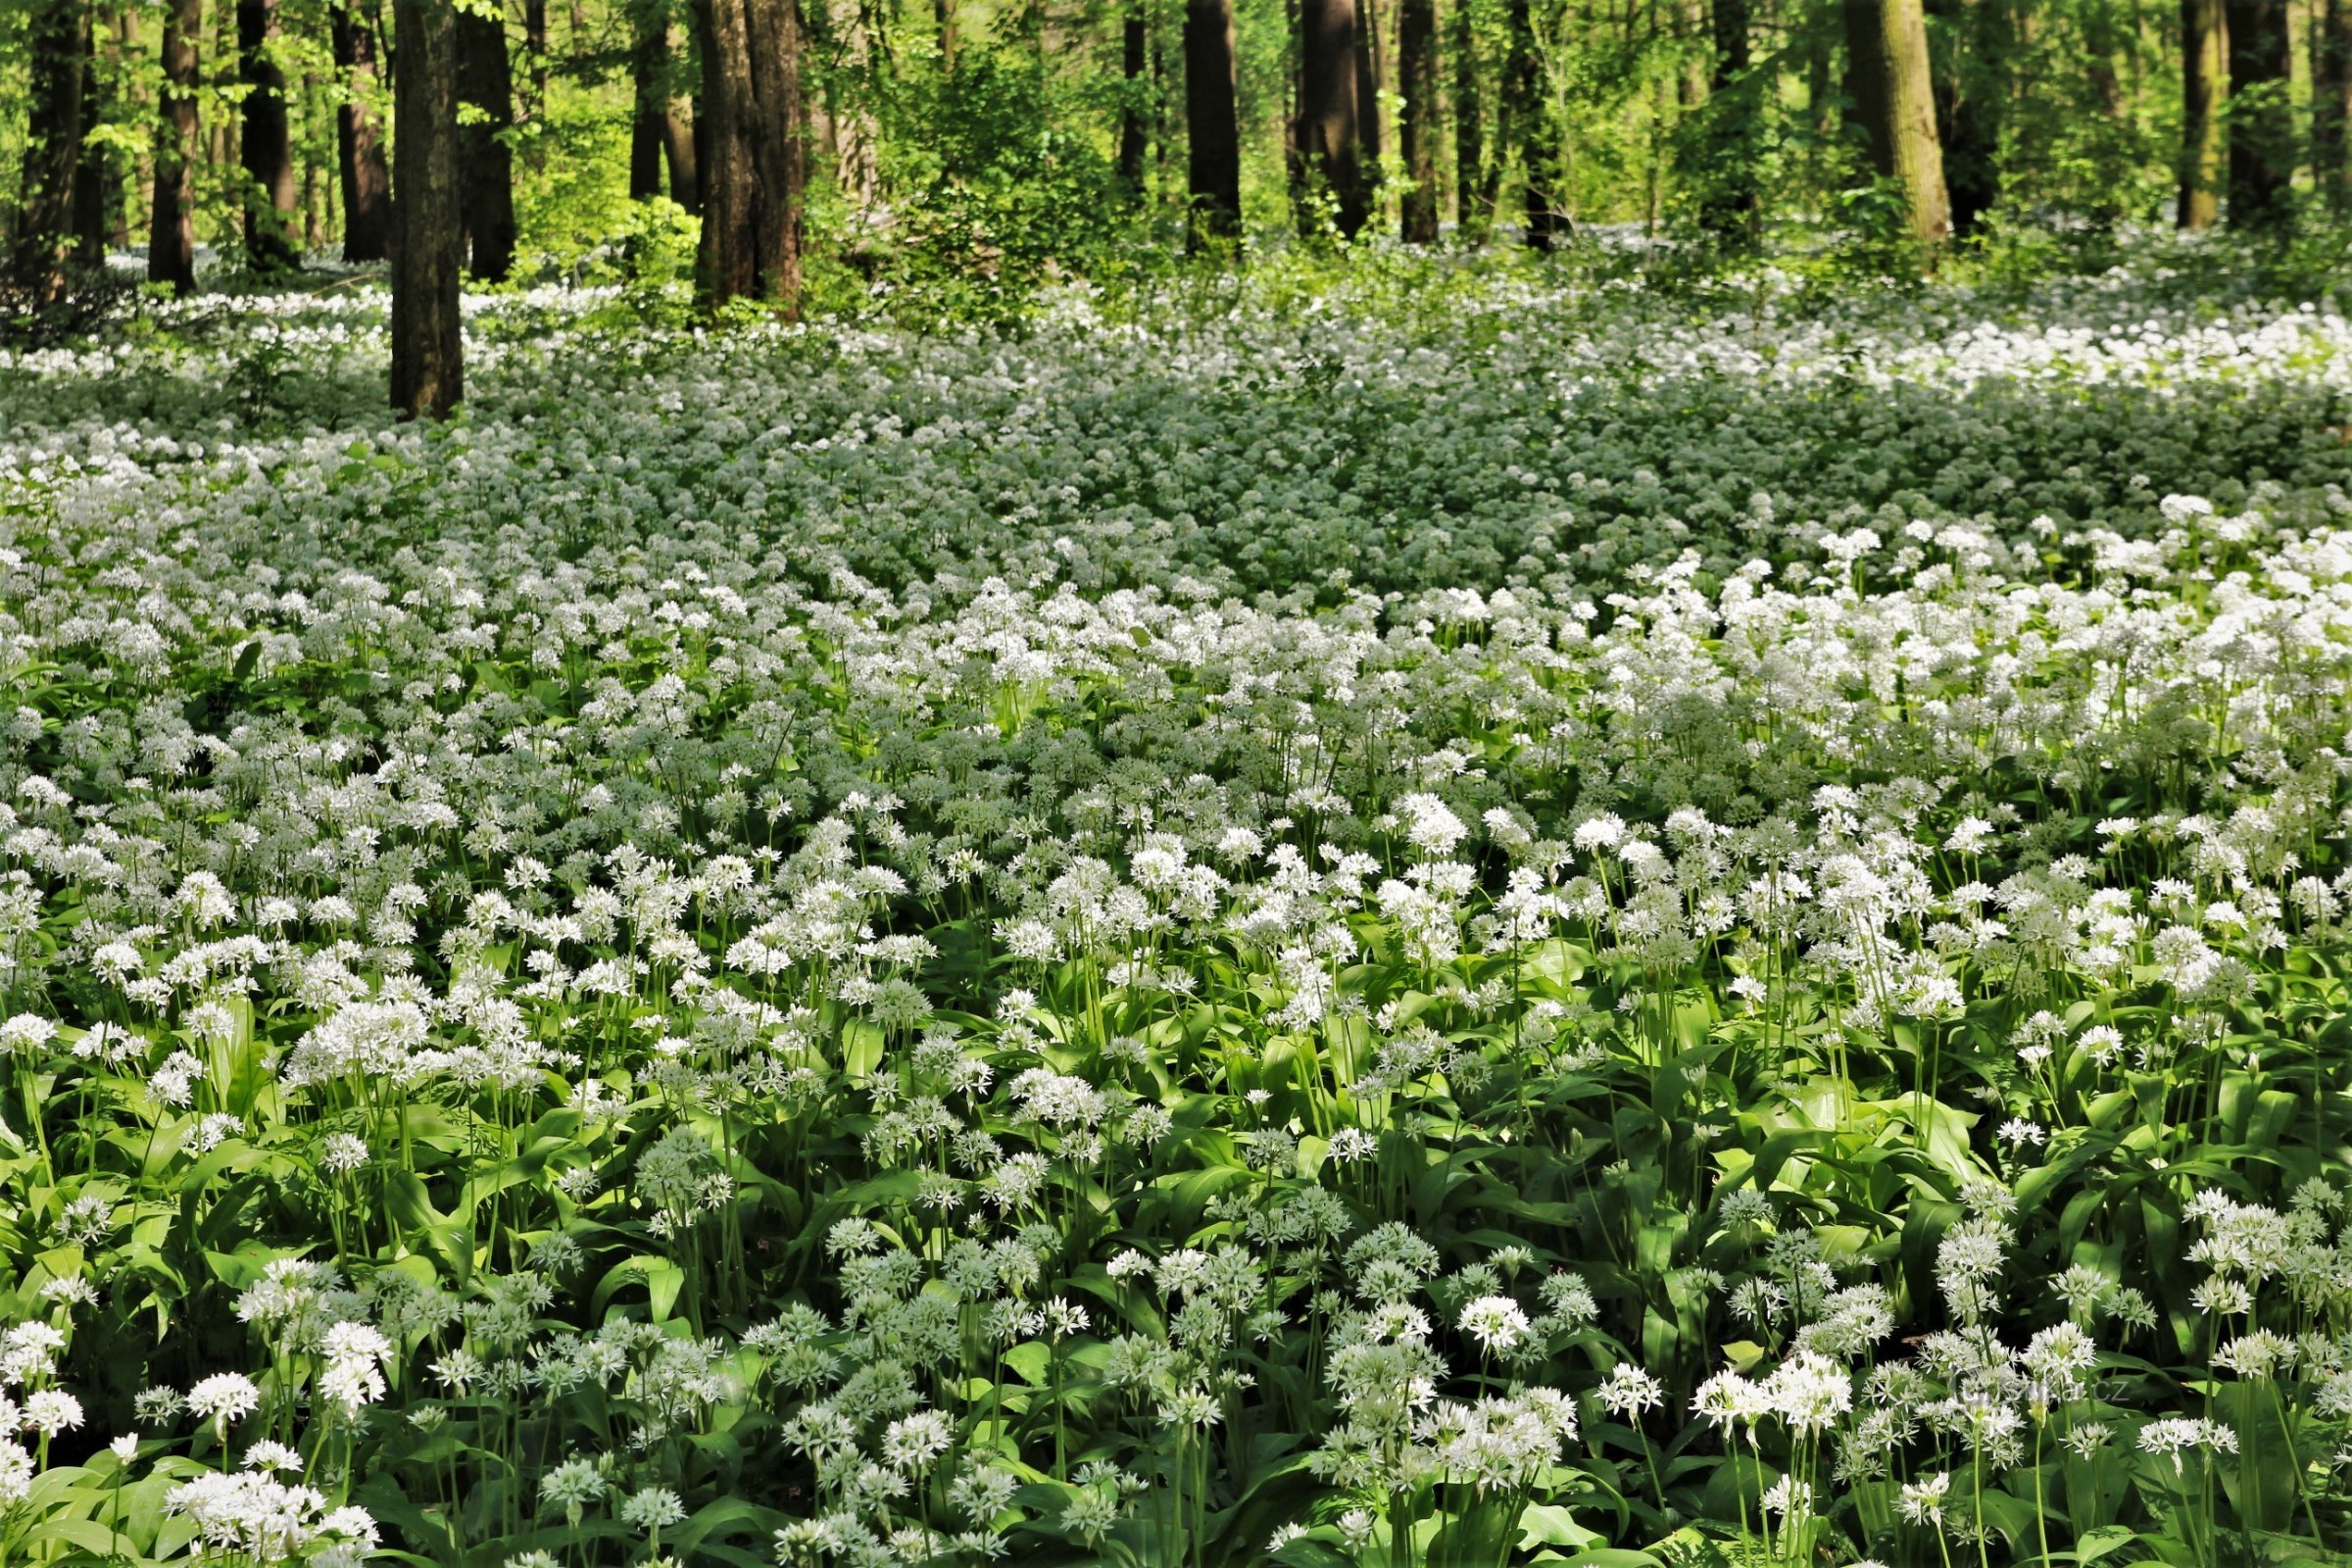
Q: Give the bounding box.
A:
[12,1,2352,1567]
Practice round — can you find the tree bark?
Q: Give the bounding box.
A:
[1397,0,1438,239]
[2179,0,2224,228]
[1184,0,1243,244]
[239,0,301,269]
[1844,0,1950,251]
[2226,0,2291,228]
[71,11,110,265]
[696,0,802,307]
[391,0,464,417]
[151,0,201,292]
[936,0,957,69]
[1299,0,1370,233]
[458,1,518,279]
[1924,0,2007,236]
[333,4,392,262]
[2319,0,2352,212]
[1120,6,1150,195]
[1453,0,1486,237]
[1696,0,1756,241]
[630,8,700,207]
[13,0,87,302]
[1499,0,1558,247]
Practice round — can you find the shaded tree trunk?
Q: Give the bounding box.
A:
[1299,0,1370,233]
[333,4,392,262]
[391,0,464,416]
[1184,0,1243,244]
[1397,0,1438,240]
[458,2,518,279]
[697,0,803,307]
[71,12,110,265]
[2180,0,2224,227]
[151,0,202,292]
[13,0,88,302]
[630,9,700,207]
[1356,0,1383,200]
[1844,0,1950,251]
[2319,0,2352,212]
[239,0,302,268]
[1453,0,1487,237]
[936,0,957,70]
[1696,0,1756,242]
[2226,0,2290,228]
[1499,0,1557,247]
[1120,5,1149,195]
[524,0,550,110]
[1925,0,2007,236]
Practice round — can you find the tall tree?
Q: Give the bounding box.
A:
[1184,0,1243,244]
[1298,0,1370,233]
[332,3,392,262]
[1844,0,1950,251]
[2226,0,2291,228]
[13,0,87,302]
[1396,0,1438,239]
[2179,0,2223,228]
[1120,3,1150,195]
[2320,0,2352,212]
[457,1,518,277]
[70,12,110,264]
[697,0,804,307]
[239,0,302,268]
[1452,0,1486,237]
[629,6,699,207]
[1498,0,1558,247]
[1696,0,1757,242]
[1925,0,2009,236]
[151,0,202,292]
[391,0,464,416]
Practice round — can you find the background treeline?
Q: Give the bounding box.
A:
[3,0,2346,398]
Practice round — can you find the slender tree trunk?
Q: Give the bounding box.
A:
[71,12,109,265]
[334,4,392,261]
[1121,6,1150,195]
[2180,0,2225,227]
[391,0,464,416]
[524,0,550,110]
[1499,0,1557,247]
[1696,0,1756,240]
[697,0,802,307]
[1356,0,1384,205]
[1298,0,1370,233]
[457,2,518,278]
[1398,0,1439,238]
[936,0,958,69]
[2227,0,2291,227]
[1184,0,1244,244]
[1453,0,1487,237]
[151,0,201,292]
[1925,0,2006,235]
[239,0,301,268]
[631,7,699,206]
[663,27,700,209]
[1844,0,1950,251]
[13,0,88,302]
[2319,0,2352,210]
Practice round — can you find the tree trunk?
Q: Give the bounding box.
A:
[239,0,301,268]
[333,4,392,261]
[1356,0,1384,200]
[391,0,464,416]
[1453,0,1486,237]
[458,2,518,279]
[1499,0,1557,247]
[630,8,700,207]
[2226,0,2291,227]
[151,0,201,292]
[1120,6,1149,195]
[2319,0,2352,211]
[1844,0,1950,251]
[1696,0,1756,241]
[1184,0,1243,244]
[697,0,802,307]
[1397,0,1438,239]
[13,0,87,302]
[524,0,550,110]
[1925,0,2006,236]
[936,0,957,70]
[2180,0,2224,227]
[663,28,700,209]
[71,11,109,266]
[1299,0,1370,233]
